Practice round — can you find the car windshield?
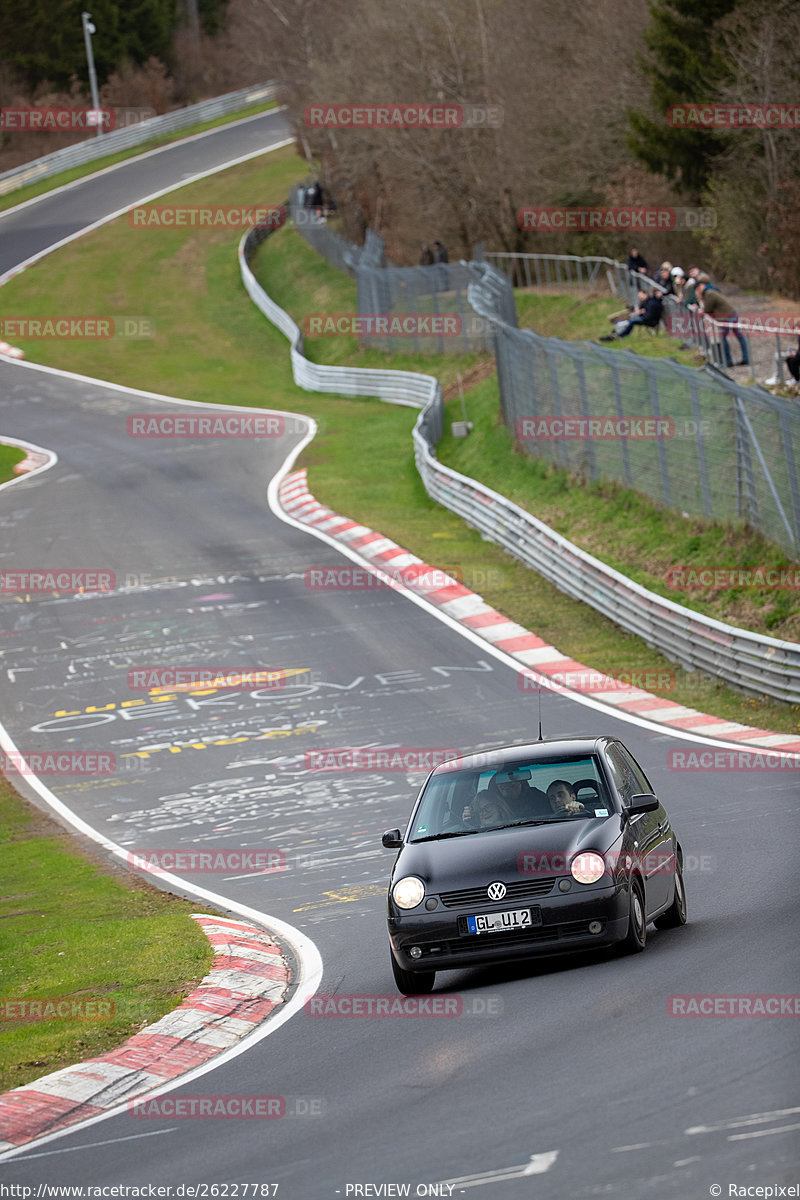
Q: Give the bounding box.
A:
[408,755,612,841]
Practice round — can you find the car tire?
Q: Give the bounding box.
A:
[621,876,647,953]
[654,854,687,929]
[391,953,436,995]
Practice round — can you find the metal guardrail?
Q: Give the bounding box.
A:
[485,251,656,306]
[0,83,277,197]
[240,223,800,705]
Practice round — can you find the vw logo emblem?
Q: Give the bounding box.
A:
[487,881,506,901]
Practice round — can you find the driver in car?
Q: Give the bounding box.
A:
[490,770,550,820]
[546,779,590,816]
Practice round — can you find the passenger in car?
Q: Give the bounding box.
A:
[462,789,513,829]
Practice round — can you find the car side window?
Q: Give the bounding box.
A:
[605,745,638,806]
[617,745,653,797]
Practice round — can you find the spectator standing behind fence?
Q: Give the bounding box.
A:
[627,247,648,280]
[433,241,449,263]
[654,261,674,295]
[670,267,686,301]
[696,281,750,368]
[681,267,702,309]
[419,243,434,266]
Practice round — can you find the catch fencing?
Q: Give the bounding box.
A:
[241,222,800,705]
[289,188,497,355]
[0,83,277,197]
[484,250,768,378]
[469,261,800,559]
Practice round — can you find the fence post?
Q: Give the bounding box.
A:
[575,357,596,481]
[610,359,633,488]
[733,396,759,528]
[689,379,713,518]
[648,368,672,508]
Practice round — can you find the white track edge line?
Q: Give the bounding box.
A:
[0,107,288,222]
[0,436,57,490]
[0,136,295,289]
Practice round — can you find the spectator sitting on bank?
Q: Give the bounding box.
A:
[627,247,649,278]
[696,281,750,368]
[419,243,434,266]
[765,336,800,390]
[600,288,663,340]
[787,337,800,388]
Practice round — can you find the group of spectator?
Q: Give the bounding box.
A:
[599,248,750,369]
[419,241,449,265]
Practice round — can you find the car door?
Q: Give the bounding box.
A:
[605,743,671,912]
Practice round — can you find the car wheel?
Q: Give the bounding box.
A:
[391,953,436,995]
[654,854,687,929]
[621,876,647,953]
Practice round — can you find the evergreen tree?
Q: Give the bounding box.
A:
[0,0,229,91]
[626,0,739,197]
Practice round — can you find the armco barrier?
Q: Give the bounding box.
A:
[0,83,277,197]
[240,222,800,705]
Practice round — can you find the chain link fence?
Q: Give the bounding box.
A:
[243,224,800,703]
[469,262,800,558]
[289,188,496,354]
[483,250,764,379]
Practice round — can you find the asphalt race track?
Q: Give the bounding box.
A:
[0,116,798,1199]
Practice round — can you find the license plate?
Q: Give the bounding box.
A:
[466,907,539,934]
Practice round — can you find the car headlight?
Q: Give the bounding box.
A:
[392,876,426,909]
[571,851,607,885]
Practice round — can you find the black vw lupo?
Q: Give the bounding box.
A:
[383,736,686,994]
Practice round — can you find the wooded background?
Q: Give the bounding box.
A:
[2,0,798,297]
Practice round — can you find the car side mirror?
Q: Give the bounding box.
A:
[623,794,659,821]
[382,828,402,848]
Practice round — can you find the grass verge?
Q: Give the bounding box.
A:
[0,444,26,480]
[514,291,704,368]
[0,100,278,215]
[0,143,796,736]
[0,779,217,1092]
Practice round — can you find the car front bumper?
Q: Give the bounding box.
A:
[388,882,630,972]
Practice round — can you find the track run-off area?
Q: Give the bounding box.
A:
[0,110,798,1199]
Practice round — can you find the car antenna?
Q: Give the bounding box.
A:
[537,682,544,742]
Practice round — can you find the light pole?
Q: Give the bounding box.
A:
[81,12,103,136]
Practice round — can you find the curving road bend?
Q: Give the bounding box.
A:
[0,121,798,1199]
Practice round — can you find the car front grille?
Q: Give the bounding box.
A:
[438,878,555,908]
